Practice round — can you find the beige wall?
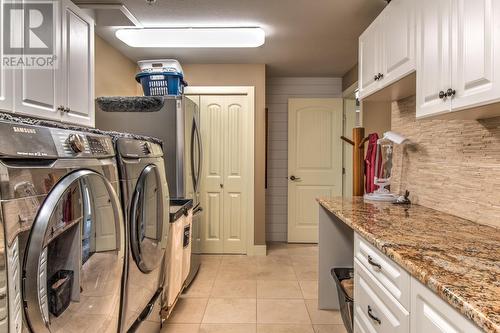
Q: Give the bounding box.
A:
[183,64,267,245]
[362,100,392,136]
[342,64,358,92]
[392,95,500,228]
[94,35,139,97]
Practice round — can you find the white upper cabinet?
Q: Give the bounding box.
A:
[358,0,416,100]
[13,0,63,121]
[5,0,95,127]
[60,0,94,127]
[416,0,453,117]
[0,0,13,112]
[359,21,382,98]
[380,0,416,86]
[451,0,500,111]
[417,0,500,118]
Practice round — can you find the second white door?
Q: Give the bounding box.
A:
[200,95,250,254]
[288,98,343,243]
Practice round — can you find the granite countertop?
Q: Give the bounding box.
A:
[317,196,500,333]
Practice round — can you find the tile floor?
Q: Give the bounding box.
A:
[162,243,347,333]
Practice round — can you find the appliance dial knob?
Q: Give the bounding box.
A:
[67,134,85,153]
[142,142,152,155]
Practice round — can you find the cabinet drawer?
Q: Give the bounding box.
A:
[354,234,410,309]
[354,259,409,333]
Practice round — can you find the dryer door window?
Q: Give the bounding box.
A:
[23,170,125,333]
[130,164,165,273]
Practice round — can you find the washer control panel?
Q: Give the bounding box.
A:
[52,130,114,158]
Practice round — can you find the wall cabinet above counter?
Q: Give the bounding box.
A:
[359,0,500,120]
[0,0,95,127]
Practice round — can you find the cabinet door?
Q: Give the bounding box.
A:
[60,0,94,127]
[416,0,453,118]
[359,21,381,99]
[410,278,482,333]
[0,0,13,112]
[14,0,62,121]
[452,0,500,111]
[380,0,416,86]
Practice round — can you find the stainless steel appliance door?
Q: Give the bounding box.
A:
[23,170,125,333]
[130,164,165,273]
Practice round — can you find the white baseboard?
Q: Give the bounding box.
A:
[248,244,267,256]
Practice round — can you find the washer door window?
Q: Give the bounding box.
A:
[130,164,164,273]
[23,170,125,333]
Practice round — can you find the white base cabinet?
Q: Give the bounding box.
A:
[1,0,94,127]
[353,232,483,333]
[410,278,481,333]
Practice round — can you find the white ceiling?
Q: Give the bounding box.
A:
[76,0,386,77]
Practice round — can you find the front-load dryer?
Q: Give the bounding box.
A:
[0,121,126,333]
[114,138,169,332]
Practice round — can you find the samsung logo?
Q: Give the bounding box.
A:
[13,127,36,134]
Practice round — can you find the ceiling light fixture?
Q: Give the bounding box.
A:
[115,27,266,48]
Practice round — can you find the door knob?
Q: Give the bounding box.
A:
[220,183,224,189]
[290,175,301,181]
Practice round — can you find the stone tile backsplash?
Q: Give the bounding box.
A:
[391,95,500,228]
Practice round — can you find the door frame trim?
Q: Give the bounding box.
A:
[185,86,260,255]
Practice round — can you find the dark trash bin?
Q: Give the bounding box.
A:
[331,267,354,333]
[48,270,74,317]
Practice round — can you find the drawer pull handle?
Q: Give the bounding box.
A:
[367,255,382,270]
[367,305,381,325]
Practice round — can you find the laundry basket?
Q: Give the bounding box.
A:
[135,59,187,97]
[331,267,354,333]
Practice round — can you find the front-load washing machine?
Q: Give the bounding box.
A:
[0,121,126,333]
[114,137,169,332]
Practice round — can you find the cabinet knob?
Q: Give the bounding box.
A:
[290,175,301,181]
[377,73,384,80]
[64,107,70,113]
[446,88,456,97]
[374,74,379,81]
[439,91,446,99]
[57,105,65,112]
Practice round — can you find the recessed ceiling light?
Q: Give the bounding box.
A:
[115,27,266,48]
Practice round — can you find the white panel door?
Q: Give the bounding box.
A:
[60,0,94,127]
[359,22,381,99]
[0,0,13,112]
[199,95,249,254]
[288,98,343,243]
[14,0,62,121]
[452,0,500,111]
[416,0,453,118]
[410,278,482,333]
[380,0,416,86]
[200,96,225,253]
[89,178,116,252]
[222,96,248,254]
